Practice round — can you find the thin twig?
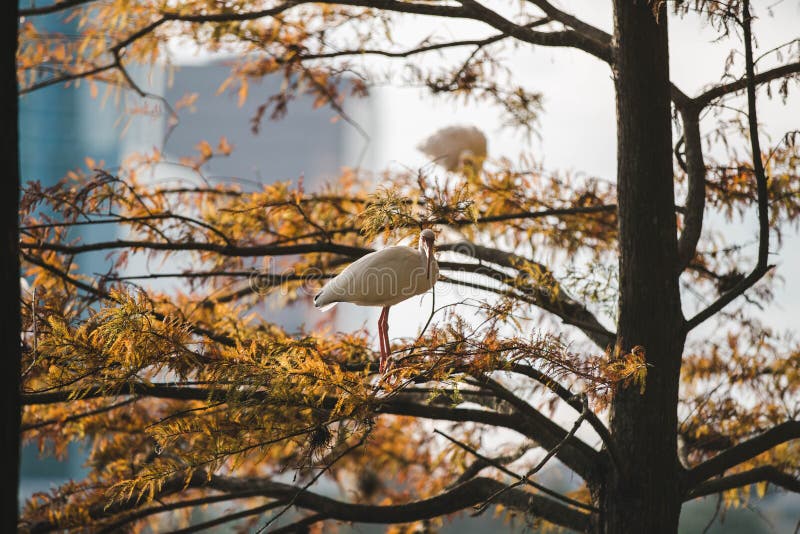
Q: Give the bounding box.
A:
[267,513,327,534]
[702,493,723,534]
[255,432,369,533]
[22,398,136,432]
[434,429,597,513]
[685,0,774,331]
[473,403,589,514]
[167,500,287,534]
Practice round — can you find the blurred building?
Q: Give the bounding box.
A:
[19,52,376,499]
[157,62,375,330]
[18,5,123,499]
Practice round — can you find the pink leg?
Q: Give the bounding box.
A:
[383,306,392,368]
[380,306,391,373]
[377,307,388,373]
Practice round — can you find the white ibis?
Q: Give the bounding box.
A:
[417,125,487,173]
[314,229,439,373]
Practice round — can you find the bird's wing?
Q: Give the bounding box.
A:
[315,246,422,307]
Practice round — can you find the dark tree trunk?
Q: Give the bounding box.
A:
[603,1,685,532]
[1,1,21,530]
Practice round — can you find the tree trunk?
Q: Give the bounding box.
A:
[2,2,21,530]
[603,1,685,532]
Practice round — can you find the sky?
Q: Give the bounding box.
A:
[331,1,800,341]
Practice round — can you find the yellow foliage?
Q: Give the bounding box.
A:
[14,1,800,531]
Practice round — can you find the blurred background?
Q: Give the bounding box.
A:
[18,0,800,531]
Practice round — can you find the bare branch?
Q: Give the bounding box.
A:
[170,502,287,534]
[96,493,279,534]
[440,241,615,348]
[474,404,588,514]
[469,376,600,481]
[208,474,591,531]
[299,18,553,61]
[260,433,368,531]
[164,0,464,23]
[19,0,98,16]
[509,363,622,471]
[685,2,774,332]
[267,514,326,534]
[686,466,800,500]
[693,61,800,110]
[676,106,706,271]
[686,421,800,486]
[31,468,588,532]
[459,0,613,63]
[434,428,597,513]
[525,0,612,46]
[20,238,371,259]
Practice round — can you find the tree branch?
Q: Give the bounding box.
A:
[298,18,553,61]
[434,429,596,512]
[20,238,370,258]
[18,62,117,95]
[22,251,236,347]
[467,376,600,481]
[692,61,800,110]
[685,3,773,332]
[96,492,278,534]
[686,465,800,500]
[208,474,591,531]
[509,363,622,472]
[686,421,800,486]
[31,469,588,532]
[158,0,611,65]
[267,513,326,534]
[474,403,589,514]
[29,471,214,533]
[439,241,615,348]
[22,381,599,481]
[459,0,613,64]
[676,106,706,271]
[524,0,612,47]
[22,0,617,103]
[21,203,616,249]
[23,235,618,346]
[172,503,286,534]
[19,0,97,16]
[22,398,135,432]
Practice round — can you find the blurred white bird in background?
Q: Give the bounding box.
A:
[314,229,439,373]
[417,125,487,173]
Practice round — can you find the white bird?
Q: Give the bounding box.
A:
[314,229,439,373]
[417,125,487,173]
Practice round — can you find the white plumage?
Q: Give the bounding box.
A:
[417,125,487,172]
[315,229,438,372]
